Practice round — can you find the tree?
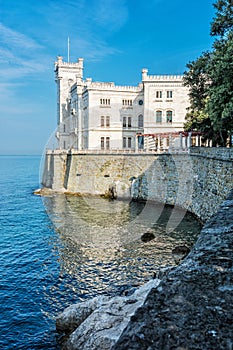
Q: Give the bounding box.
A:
[206,32,233,145]
[183,53,212,140]
[210,0,233,37]
[183,0,233,146]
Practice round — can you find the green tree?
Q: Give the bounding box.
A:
[206,32,233,145]
[183,53,213,140]
[183,0,233,146]
[210,0,233,36]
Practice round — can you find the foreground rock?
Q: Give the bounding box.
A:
[113,191,233,349]
[56,279,160,350]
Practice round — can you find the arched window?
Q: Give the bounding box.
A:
[166,110,173,123]
[156,110,162,123]
[138,114,143,128]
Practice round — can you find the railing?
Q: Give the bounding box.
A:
[46,147,190,155]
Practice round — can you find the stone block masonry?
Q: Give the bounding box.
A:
[42,148,233,222]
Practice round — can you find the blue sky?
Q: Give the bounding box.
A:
[0,0,215,155]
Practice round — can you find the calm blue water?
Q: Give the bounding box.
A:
[0,156,202,349]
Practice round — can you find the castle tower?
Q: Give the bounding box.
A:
[54,56,84,125]
[54,56,84,148]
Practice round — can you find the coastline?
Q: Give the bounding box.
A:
[56,190,233,349]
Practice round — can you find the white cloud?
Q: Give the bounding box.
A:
[0,22,51,82]
[0,23,42,50]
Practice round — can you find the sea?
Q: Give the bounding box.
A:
[0,155,202,349]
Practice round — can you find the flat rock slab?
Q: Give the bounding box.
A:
[56,279,160,350]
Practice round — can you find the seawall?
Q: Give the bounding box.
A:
[42,148,233,222]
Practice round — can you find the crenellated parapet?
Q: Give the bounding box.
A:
[83,81,142,92]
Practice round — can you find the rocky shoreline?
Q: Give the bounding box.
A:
[113,190,233,349]
[55,190,233,349]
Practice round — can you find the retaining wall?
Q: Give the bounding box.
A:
[42,148,233,222]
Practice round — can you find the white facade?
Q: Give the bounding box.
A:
[54,56,189,151]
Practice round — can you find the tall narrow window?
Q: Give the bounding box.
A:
[123,137,127,148]
[128,117,132,128]
[128,137,132,148]
[106,116,110,127]
[101,116,105,127]
[106,137,110,150]
[166,110,173,123]
[156,110,162,123]
[167,91,173,99]
[101,137,104,150]
[138,114,143,128]
[123,116,127,128]
[63,124,66,132]
[156,91,162,99]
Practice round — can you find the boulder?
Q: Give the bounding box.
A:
[56,279,160,350]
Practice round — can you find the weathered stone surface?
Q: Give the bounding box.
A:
[56,279,160,350]
[42,148,233,222]
[56,295,112,334]
[113,190,233,350]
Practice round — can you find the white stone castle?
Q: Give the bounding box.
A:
[55,56,190,151]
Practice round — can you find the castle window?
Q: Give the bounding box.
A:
[100,98,111,105]
[100,116,110,127]
[123,137,132,149]
[63,124,66,132]
[166,110,173,123]
[123,116,127,128]
[123,116,132,128]
[156,91,162,99]
[167,91,173,99]
[138,114,143,128]
[122,99,133,106]
[101,137,105,150]
[106,137,110,150]
[156,110,162,123]
[101,137,110,150]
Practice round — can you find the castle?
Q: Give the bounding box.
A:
[54,56,190,151]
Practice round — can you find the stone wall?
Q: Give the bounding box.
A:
[42,148,233,222]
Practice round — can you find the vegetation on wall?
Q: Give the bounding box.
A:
[183,0,233,146]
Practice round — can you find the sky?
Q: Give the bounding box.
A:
[0,0,216,155]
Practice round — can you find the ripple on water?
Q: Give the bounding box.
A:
[0,156,202,349]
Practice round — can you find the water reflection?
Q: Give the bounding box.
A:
[43,195,202,307]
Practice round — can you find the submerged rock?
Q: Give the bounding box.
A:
[141,231,155,242]
[56,279,160,350]
[172,245,190,255]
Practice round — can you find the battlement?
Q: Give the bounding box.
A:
[84,81,142,92]
[141,68,183,82]
[146,74,183,81]
[55,56,84,69]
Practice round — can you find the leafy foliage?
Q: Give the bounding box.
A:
[183,0,233,146]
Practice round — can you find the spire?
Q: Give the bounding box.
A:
[68,36,70,62]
